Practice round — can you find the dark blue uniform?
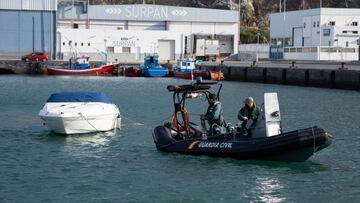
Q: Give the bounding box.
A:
[205,101,224,126]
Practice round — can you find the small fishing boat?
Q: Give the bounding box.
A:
[47,56,115,75]
[173,58,208,80]
[152,81,333,162]
[39,92,121,135]
[123,66,140,77]
[140,53,168,77]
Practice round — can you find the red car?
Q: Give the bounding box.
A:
[22,52,49,62]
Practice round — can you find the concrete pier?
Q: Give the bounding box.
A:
[0,60,67,74]
[308,69,334,88]
[285,68,307,86]
[201,65,360,91]
[1,59,359,91]
[265,68,284,84]
[247,67,265,83]
[334,70,360,90]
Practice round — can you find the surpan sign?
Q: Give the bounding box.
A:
[113,40,136,47]
[105,6,188,19]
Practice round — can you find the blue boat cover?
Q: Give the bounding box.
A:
[46,92,113,103]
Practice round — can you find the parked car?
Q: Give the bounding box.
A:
[22,52,49,62]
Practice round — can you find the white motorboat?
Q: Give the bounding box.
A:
[39,92,121,135]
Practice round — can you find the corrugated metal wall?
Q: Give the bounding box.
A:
[0,10,56,59]
[0,0,57,11]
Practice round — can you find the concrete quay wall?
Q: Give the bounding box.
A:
[200,66,360,91]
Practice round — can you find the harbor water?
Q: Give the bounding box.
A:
[0,75,359,202]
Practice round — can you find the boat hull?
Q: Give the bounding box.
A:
[124,68,140,77]
[174,71,208,80]
[142,68,168,77]
[40,114,120,134]
[39,102,121,134]
[47,64,115,75]
[152,126,333,162]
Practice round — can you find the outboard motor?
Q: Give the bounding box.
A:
[211,124,222,136]
[226,123,236,136]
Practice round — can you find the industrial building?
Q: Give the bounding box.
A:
[57,3,239,62]
[0,0,57,59]
[270,8,360,61]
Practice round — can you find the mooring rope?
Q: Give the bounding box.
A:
[78,112,101,133]
[312,127,316,156]
[120,114,174,128]
[121,115,145,127]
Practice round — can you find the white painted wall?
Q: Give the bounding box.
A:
[284,47,359,61]
[58,20,238,62]
[284,52,318,60]
[239,43,269,59]
[270,8,360,61]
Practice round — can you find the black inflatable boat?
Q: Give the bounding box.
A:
[152,81,333,162]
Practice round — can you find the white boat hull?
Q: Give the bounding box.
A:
[39,102,121,135]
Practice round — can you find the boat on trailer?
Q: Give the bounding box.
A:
[39,92,121,135]
[152,82,333,162]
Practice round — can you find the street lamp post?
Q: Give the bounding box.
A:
[279,0,281,12]
[87,0,90,29]
[282,0,286,58]
[72,0,75,28]
[358,38,360,61]
[318,0,322,60]
[303,0,305,9]
[256,31,260,62]
[104,39,108,64]
[238,0,241,46]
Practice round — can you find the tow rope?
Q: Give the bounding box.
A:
[312,127,316,156]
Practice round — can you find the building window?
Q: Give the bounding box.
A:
[62,42,65,46]
[346,41,349,47]
[317,21,320,27]
[88,43,91,46]
[270,38,277,46]
[352,22,358,26]
[122,47,131,53]
[74,42,77,46]
[323,29,331,36]
[343,30,348,34]
[73,23,79,29]
[329,21,335,26]
[106,47,114,53]
[313,21,316,27]
[81,42,84,46]
[303,22,306,28]
[353,31,358,34]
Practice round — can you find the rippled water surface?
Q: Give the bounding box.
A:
[0,75,359,202]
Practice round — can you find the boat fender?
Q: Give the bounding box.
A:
[172,107,190,132]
